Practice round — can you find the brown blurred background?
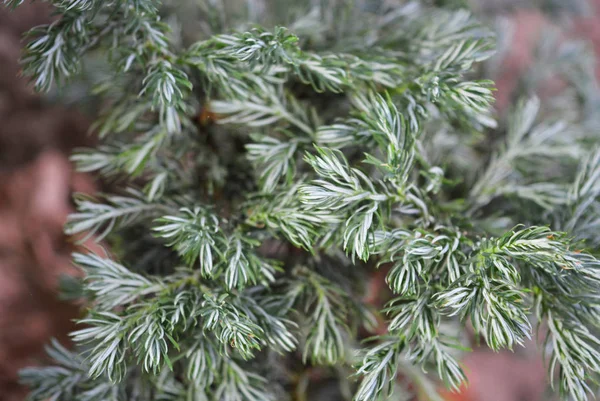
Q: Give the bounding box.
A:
[0,1,598,401]
[0,4,99,400]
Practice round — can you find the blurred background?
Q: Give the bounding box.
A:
[0,1,598,400]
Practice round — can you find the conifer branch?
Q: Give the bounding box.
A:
[6,1,600,400]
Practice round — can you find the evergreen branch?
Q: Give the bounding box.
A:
[384,294,466,390]
[88,95,150,139]
[314,120,371,149]
[71,312,127,382]
[71,129,167,177]
[301,146,389,211]
[245,183,341,250]
[74,252,163,310]
[384,231,464,295]
[200,293,263,360]
[19,340,89,401]
[153,206,226,273]
[246,134,302,192]
[140,60,192,134]
[234,290,298,353]
[66,191,168,241]
[185,334,220,387]
[564,148,600,246]
[477,279,531,350]
[20,11,92,91]
[214,360,275,401]
[154,208,277,290]
[293,53,405,92]
[354,340,401,401]
[475,226,580,281]
[19,340,127,401]
[300,146,391,260]
[470,97,581,210]
[211,26,300,67]
[546,311,600,401]
[351,92,417,182]
[187,26,406,93]
[431,38,494,73]
[223,235,278,290]
[343,202,379,261]
[127,304,177,374]
[210,88,315,135]
[292,269,352,365]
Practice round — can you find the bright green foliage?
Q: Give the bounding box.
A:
[6,0,600,401]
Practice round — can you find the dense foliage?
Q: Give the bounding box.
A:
[5,0,600,400]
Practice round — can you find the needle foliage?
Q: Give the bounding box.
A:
[6,0,600,400]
